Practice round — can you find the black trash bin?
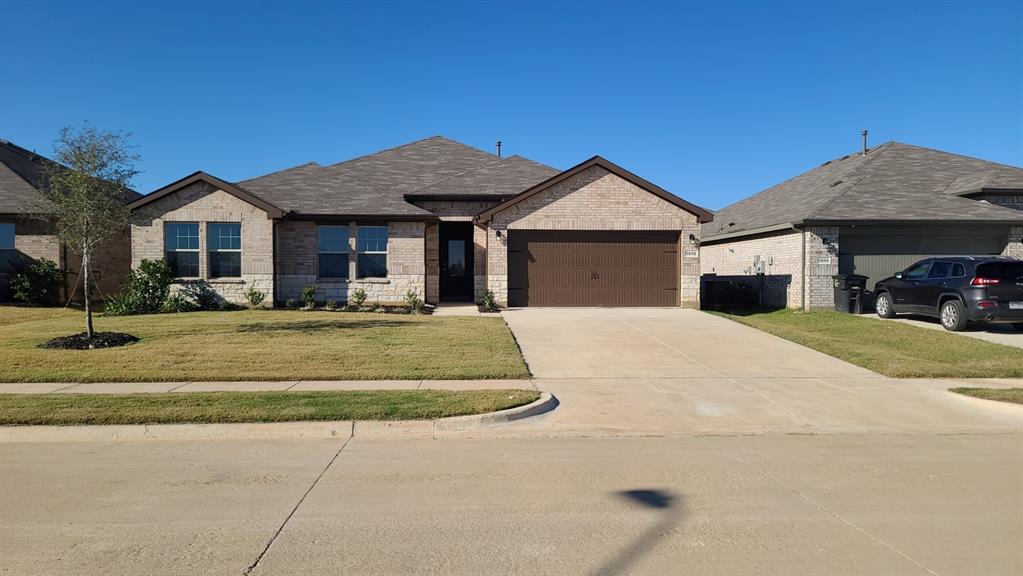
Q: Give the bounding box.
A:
[832,274,869,314]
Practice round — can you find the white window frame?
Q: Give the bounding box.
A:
[317,225,350,279]
[164,222,200,278]
[207,222,242,278]
[357,225,388,278]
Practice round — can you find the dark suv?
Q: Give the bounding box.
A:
[873,257,1023,331]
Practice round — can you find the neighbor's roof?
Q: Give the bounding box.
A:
[234,136,557,217]
[704,142,1023,240]
[0,138,141,215]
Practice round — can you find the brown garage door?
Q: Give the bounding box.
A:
[507,230,679,307]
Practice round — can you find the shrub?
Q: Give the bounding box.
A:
[349,287,367,308]
[404,289,424,314]
[102,290,141,316]
[181,282,221,311]
[324,299,340,311]
[12,259,63,305]
[480,289,498,312]
[161,293,194,313]
[302,284,317,309]
[285,298,301,310]
[244,285,267,308]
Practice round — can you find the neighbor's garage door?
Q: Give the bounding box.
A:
[839,226,1008,290]
[507,230,679,307]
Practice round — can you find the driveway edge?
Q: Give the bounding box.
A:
[0,392,558,443]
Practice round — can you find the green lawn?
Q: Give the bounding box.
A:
[0,389,540,425]
[950,388,1023,405]
[713,309,1023,378]
[0,307,530,382]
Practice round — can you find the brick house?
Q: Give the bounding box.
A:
[700,141,1023,309]
[0,139,135,302]
[128,137,712,307]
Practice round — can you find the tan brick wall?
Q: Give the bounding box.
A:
[1,217,129,303]
[425,223,439,303]
[700,230,804,308]
[486,166,702,306]
[414,200,498,304]
[276,220,425,304]
[131,182,274,305]
[804,226,839,309]
[410,199,500,221]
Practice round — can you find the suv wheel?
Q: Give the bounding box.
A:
[875,292,895,319]
[940,299,967,331]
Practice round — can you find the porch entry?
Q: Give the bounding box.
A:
[439,222,474,301]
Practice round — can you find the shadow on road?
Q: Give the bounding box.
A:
[591,489,684,576]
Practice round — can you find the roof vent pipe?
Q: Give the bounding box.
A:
[496,140,502,157]
[861,129,868,155]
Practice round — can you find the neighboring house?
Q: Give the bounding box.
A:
[128,136,711,307]
[0,139,136,302]
[701,141,1023,309]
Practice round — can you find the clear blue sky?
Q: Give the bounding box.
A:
[2,0,1021,210]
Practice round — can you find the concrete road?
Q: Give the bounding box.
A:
[2,434,1021,576]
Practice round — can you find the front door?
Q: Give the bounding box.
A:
[440,223,474,301]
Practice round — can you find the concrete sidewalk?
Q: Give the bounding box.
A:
[0,379,536,394]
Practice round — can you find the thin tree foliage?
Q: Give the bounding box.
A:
[35,125,140,338]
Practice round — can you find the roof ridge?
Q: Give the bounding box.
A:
[240,161,319,184]
[324,135,494,168]
[403,157,506,195]
[805,142,893,220]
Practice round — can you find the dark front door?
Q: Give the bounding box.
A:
[440,222,474,301]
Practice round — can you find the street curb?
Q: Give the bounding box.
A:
[0,392,558,443]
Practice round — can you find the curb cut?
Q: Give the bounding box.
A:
[0,393,558,443]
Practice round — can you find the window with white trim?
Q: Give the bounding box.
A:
[207,223,241,278]
[318,225,349,279]
[164,222,199,277]
[357,226,388,278]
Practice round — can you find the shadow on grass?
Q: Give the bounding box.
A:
[591,489,684,576]
[235,319,412,333]
[711,307,786,317]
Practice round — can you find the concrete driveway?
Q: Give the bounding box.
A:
[499,308,1023,437]
[861,312,1023,349]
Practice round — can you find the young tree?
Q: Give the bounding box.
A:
[38,125,139,338]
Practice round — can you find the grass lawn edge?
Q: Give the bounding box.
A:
[949,387,1023,405]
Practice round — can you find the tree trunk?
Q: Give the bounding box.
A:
[83,251,94,339]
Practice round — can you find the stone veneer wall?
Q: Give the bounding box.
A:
[700,230,804,308]
[485,166,702,306]
[276,220,425,304]
[131,182,274,305]
[1004,226,1023,259]
[803,226,839,309]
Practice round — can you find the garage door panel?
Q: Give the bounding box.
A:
[508,230,679,307]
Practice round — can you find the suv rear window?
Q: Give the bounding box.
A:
[976,262,1023,279]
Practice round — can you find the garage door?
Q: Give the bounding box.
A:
[839,226,1008,290]
[507,230,679,307]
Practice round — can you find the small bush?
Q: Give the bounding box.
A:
[102,290,141,316]
[104,259,173,316]
[161,293,194,313]
[12,259,62,305]
[302,285,317,309]
[244,285,267,308]
[349,287,367,307]
[480,289,498,312]
[404,289,424,314]
[181,282,221,311]
[325,299,340,311]
[285,298,301,310]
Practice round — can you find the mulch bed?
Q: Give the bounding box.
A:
[38,332,140,350]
